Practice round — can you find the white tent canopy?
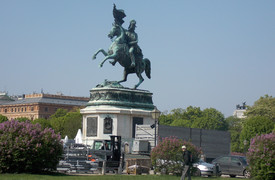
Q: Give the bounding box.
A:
[74,129,83,144]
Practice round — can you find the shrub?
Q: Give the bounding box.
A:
[151,136,202,175]
[0,115,8,123]
[0,120,63,173]
[247,132,275,180]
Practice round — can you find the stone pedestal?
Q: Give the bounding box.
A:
[80,81,156,146]
[233,109,246,118]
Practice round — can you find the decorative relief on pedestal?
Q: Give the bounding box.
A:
[104,116,113,134]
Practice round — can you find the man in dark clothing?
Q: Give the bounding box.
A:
[181,145,192,180]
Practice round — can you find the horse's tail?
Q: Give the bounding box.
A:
[144,58,151,79]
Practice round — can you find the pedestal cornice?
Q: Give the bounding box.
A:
[86,81,154,110]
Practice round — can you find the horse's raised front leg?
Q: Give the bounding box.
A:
[92,48,108,60]
[99,53,117,67]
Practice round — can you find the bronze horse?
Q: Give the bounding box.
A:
[92,23,151,89]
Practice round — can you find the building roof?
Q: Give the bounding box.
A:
[0,94,88,107]
[0,94,15,105]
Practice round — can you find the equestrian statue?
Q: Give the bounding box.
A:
[92,4,151,89]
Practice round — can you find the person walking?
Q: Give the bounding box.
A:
[181,145,192,180]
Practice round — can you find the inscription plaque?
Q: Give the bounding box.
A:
[87,117,98,137]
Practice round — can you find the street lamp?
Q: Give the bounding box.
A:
[151,106,161,148]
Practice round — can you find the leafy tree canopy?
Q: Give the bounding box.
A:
[50,109,68,119]
[191,108,227,130]
[49,109,82,138]
[246,94,275,122]
[240,116,274,151]
[226,116,243,152]
[159,106,203,126]
[0,115,8,123]
[159,106,227,130]
[32,118,52,130]
[63,110,82,139]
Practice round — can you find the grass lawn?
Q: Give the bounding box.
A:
[0,174,240,180]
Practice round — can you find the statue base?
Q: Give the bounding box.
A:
[80,80,156,147]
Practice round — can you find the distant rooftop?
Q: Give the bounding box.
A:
[0,93,89,106]
[0,92,14,104]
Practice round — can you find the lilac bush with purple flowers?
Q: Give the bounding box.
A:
[0,120,63,173]
[247,132,275,180]
[151,136,202,174]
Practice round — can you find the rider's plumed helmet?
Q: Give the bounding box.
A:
[128,20,136,29]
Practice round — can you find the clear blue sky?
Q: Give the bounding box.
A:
[1,0,274,117]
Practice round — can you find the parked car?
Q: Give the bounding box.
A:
[212,155,250,178]
[193,160,218,177]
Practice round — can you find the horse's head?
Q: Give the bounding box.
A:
[108,23,121,39]
[108,23,123,39]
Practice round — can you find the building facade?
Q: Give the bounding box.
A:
[0,93,89,120]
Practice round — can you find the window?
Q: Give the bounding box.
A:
[31,107,34,111]
[45,107,48,112]
[5,109,7,113]
[231,157,241,164]
[218,157,230,163]
[94,141,111,150]
[11,108,13,112]
[94,141,104,150]
[87,117,98,137]
[21,108,24,112]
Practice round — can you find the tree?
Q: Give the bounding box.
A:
[49,108,82,138]
[226,116,243,152]
[159,113,176,126]
[63,110,82,139]
[50,116,65,137]
[159,108,185,126]
[49,110,67,137]
[50,108,68,119]
[191,108,228,130]
[159,106,203,127]
[0,115,8,123]
[32,118,52,130]
[170,118,190,127]
[246,95,275,122]
[240,116,274,151]
[183,106,203,121]
[159,106,227,130]
[173,106,203,127]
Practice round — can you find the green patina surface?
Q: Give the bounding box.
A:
[87,80,154,110]
[92,5,151,89]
